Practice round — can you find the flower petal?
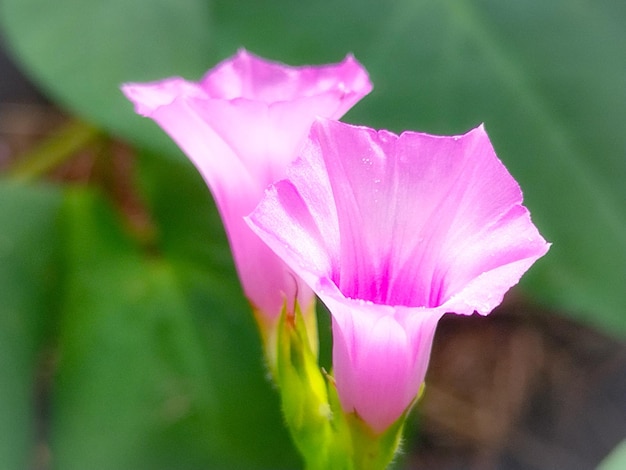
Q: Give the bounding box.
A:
[247,118,549,433]
[324,294,442,433]
[123,51,372,320]
[201,49,372,106]
[304,120,549,309]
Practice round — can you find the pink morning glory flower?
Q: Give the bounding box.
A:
[121,49,372,322]
[247,119,550,433]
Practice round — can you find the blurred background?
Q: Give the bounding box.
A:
[0,1,625,469]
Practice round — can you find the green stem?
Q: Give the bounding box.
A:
[8,120,101,181]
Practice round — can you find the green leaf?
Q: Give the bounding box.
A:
[0,181,62,470]
[135,149,234,271]
[1,0,624,336]
[53,180,297,469]
[54,188,213,469]
[0,0,216,156]
[136,149,300,467]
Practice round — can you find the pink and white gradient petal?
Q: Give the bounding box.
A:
[122,50,372,320]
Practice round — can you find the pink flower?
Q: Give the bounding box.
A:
[121,50,372,321]
[247,119,550,433]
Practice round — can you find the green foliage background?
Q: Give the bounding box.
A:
[0,0,625,468]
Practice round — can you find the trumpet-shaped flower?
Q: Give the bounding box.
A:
[122,50,372,322]
[247,119,550,433]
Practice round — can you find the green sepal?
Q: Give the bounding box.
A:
[326,374,422,470]
[255,298,318,382]
[276,302,341,469]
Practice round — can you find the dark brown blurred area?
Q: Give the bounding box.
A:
[0,34,55,171]
[408,299,626,469]
[2,36,625,470]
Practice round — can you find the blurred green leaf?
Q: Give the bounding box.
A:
[52,182,297,469]
[136,150,300,468]
[0,0,215,157]
[0,181,61,470]
[135,149,235,273]
[1,0,624,335]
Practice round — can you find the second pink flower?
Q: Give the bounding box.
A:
[122,49,372,322]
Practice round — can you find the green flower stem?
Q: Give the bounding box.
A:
[8,119,101,181]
